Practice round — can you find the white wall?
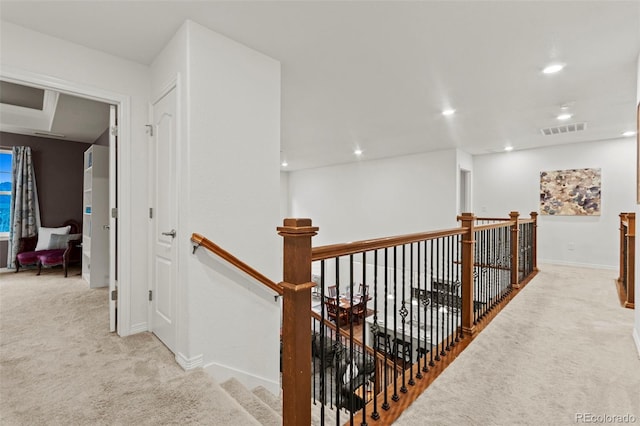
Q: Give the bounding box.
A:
[280,171,290,219]
[289,150,459,247]
[151,21,282,393]
[0,21,151,335]
[474,139,636,269]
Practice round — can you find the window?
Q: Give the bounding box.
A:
[0,149,12,237]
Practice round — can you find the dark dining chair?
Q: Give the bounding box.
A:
[326,296,350,325]
[327,285,337,298]
[350,296,367,324]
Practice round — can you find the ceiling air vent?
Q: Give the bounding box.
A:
[540,122,587,136]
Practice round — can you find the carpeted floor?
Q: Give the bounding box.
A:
[0,267,257,425]
[395,264,640,425]
[2,264,638,425]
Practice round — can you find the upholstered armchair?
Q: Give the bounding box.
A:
[14,219,82,277]
[38,236,82,277]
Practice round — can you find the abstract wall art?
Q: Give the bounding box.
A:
[540,168,601,216]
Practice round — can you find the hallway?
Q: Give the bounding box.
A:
[395,264,639,425]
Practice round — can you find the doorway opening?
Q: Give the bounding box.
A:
[0,73,124,333]
[459,168,471,214]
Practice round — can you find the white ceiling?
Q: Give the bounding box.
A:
[1,1,639,170]
[0,86,110,143]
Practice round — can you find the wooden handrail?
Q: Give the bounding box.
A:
[517,218,535,224]
[475,221,515,231]
[312,227,466,261]
[191,233,283,296]
[475,217,509,222]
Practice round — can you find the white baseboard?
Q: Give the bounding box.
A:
[538,259,617,271]
[128,322,148,335]
[633,327,640,358]
[204,360,280,396]
[116,322,147,337]
[176,352,204,370]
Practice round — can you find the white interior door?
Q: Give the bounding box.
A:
[150,87,178,352]
[109,105,117,332]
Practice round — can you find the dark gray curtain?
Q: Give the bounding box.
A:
[7,146,40,269]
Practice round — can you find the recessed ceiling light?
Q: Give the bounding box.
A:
[557,113,572,121]
[354,149,363,156]
[281,161,288,167]
[504,146,513,152]
[543,63,565,74]
[622,131,636,137]
[442,108,456,116]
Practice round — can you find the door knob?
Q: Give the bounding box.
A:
[162,229,177,238]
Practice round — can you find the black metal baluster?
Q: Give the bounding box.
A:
[434,238,441,362]
[448,235,453,351]
[371,249,380,421]
[335,257,340,416]
[508,226,512,296]
[523,223,528,277]
[473,231,479,324]
[495,228,500,301]
[429,239,436,368]
[497,228,501,302]
[382,248,390,411]
[392,246,399,402]
[360,252,368,426]
[480,230,486,317]
[500,226,505,297]
[415,241,423,380]
[312,315,317,406]
[443,235,449,352]
[440,237,446,358]
[480,230,489,318]
[349,255,355,424]
[400,244,408,393]
[490,229,494,307]
[484,230,488,315]
[454,234,461,342]
[448,235,454,349]
[409,242,416,385]
[319,260,328,415]
[422,240,431,373]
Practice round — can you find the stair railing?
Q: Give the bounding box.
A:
[191,233,283,297]
[191,211,539,426]
[617,213,635,309]
[284,211,538,425]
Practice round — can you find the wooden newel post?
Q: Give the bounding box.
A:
[626,213,635,308]
[618,213,626,284]
[530,212,538,272]
[458,213,476,337]
[277,218,318,426]
[509,211,520,289]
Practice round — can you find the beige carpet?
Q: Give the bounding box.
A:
[0,267,259,425]
[3,264,639,426]
[395,264,640,426]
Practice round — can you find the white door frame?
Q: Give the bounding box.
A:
[0,66,131,335]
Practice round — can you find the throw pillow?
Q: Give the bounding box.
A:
[34,226,71,251]
[48,233,82,250]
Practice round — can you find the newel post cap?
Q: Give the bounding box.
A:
[457,212,476,222]
[277,218,319,236]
